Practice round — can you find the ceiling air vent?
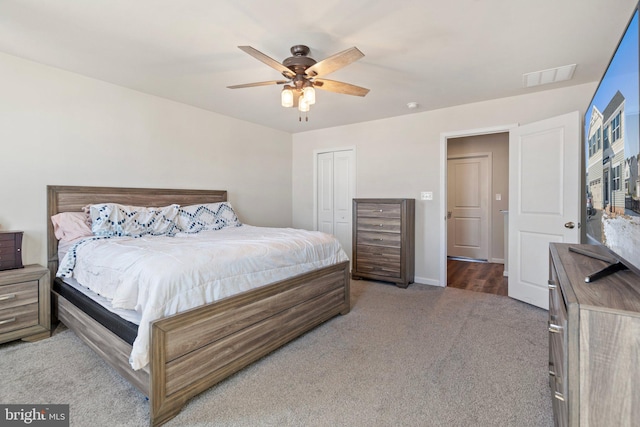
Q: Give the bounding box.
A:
[523,64,576,88]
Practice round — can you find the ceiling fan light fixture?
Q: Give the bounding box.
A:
[281,85,294,108]
[230,44,369,122]
[303,84,316,105]
[298,97,310,112]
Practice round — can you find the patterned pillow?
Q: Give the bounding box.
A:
[177,202,242,233]
[90,203,180,237]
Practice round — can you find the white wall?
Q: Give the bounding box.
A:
[292,83,598,285]
[0,52,293,267]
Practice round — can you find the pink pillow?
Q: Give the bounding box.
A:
[51,212,93,242]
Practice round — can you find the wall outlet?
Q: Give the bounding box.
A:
[421,191,433,201]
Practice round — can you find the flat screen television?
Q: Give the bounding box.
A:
[584,1,640,277]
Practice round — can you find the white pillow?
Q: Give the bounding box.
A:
[177,202,242,233]
[90,203,180,237]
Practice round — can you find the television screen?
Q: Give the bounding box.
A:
[584,4,640,273]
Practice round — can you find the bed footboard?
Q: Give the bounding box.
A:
[149,260,350,426]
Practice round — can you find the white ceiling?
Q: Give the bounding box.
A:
[0,0,637,134]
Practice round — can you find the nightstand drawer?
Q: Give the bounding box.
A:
[357,217,401,233]
[356,203,401,218]
[0,302,39,334]
[0,280,39,310]
[0,265,50,344]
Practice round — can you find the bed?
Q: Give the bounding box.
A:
[46,185,351,426]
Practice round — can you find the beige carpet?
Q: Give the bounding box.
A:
[0,280,553,426]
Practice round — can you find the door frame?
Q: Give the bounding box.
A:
[439,125,517,286]
[447,152,492,262]
[312,145,357,231]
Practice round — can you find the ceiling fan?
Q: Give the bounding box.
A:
[228,45,370,120]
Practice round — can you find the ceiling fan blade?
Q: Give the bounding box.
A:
[227,80,289,89]
[313,79,370,97]
[305,47,364,78]
[238,46,295,78]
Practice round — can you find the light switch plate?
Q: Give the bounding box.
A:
[421,191,433,201]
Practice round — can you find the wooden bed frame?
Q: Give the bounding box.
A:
[46,185,350,426]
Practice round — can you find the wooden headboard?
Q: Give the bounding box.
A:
[46,185,227,283]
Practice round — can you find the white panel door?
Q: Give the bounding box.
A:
[317,152,335,234]
[447,155,489,260]
[316,149,355,259]
[509,111,580,309]
[332,150,354,257]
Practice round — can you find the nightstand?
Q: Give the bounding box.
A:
[0,264,51,343]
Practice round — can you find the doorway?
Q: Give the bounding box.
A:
[443,130,511,294]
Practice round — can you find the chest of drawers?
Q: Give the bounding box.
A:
[0,264,51,343]
[352,198,415,287]
[549,243,640,426]
[0,231,24,271]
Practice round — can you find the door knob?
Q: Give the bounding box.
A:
[564,222,575,229]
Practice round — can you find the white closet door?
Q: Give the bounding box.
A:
[316,149,355,259]
[317,152,335,234]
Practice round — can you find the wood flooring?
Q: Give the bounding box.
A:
[447,258,508,296]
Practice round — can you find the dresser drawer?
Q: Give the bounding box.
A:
[357,217,401,233]
[355,245,402,278]
[357,203,401,218]
[0,302,39,334]
[354,260,400,278]
[357,231,401,248]
[356,244,401,262]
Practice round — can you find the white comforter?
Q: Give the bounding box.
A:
[57,225,349,370]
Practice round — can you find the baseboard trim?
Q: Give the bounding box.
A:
[414,276,442,287]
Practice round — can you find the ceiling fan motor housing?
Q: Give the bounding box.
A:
[283,45,316,79]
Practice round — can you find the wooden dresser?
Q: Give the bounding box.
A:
[548,243,640,426]
[0,264,51,344]
[352,198,415,287]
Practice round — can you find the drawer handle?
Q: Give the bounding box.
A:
[0,317,16,326]
[549,370,556,377]
[548,280,557,290]
[554,391,565,402]
[0,294,16,301]
[379,209,383,212]
[549,323,563,333]
[379,224,384,227]
[374,238,384,241]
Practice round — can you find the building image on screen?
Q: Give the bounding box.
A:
[585,7,640,271]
